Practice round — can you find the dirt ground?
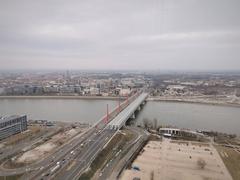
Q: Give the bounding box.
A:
[16,128,79,163]
[121,138,232,180]
[1,126,42,147]
[17,142,56,163]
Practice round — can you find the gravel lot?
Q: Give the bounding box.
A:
[121,138,232,180]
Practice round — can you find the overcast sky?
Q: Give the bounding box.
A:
[0,0,240,71]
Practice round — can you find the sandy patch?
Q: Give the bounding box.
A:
[16,128,79,163]
[17,142,56,163]
[51,128,78,141]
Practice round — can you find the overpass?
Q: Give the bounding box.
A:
[1,92,148,179]
[107,93,148,130]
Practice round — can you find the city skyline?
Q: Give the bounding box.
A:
[0,0,240,71]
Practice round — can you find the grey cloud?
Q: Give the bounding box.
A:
[0,0,240,70]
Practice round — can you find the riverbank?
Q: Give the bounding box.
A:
[147,96,240,108]
[1,95,240,107]
[0,95,126,100]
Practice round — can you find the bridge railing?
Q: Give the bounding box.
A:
[94,91,142,129]
[107,90,143,122]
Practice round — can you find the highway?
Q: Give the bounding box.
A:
[0,127,64,176]
[0,92,148,179]
[21,127,101,180]
[52,129,116,180]
[98,127,149,180]
[0,127,62,162]
[107,93,148,130]
[49,93,148,180]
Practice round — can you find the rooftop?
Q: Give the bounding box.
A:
[0,115,26,124]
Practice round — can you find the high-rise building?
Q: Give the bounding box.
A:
[0,115,27,140]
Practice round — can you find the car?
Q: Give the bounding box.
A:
[132,166,140,171]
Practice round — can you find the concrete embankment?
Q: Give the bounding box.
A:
[0,96,126,100]
[147,96,240,108]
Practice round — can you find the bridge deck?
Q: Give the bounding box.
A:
[107,93,148,130]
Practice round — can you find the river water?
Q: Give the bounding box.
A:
[135,101,240,135]
[0,99,239,135]
[0,98,119,124]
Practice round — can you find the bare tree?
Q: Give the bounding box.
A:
[143,118,149,129]
[148,121,153,129]
[197,158,206,169]
[153,118,158,130]
[150,171,154,180]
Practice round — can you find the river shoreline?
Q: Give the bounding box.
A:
[1,95,240,108]
[0,96,126,100]
[147,97,240,108]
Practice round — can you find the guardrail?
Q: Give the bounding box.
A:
[116,136,148,179]
[93,91,143,129]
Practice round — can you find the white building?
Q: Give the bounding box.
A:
[159,128,204,139]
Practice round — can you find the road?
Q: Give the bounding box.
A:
[0,126,64,176]
[0,92,147,179]
[20,127,101,180]
[52,129,116,180]
[107,93,148,130]
[0,127,61,162]
[98,127,149,180]
[32,92,146,180]
[0,102,117,178]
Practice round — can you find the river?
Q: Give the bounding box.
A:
[135,101,240,135]
[0,98,119,124]
[0,98,239,135]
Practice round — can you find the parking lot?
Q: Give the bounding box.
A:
[121,138,232,180]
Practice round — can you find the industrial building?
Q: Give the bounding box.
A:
[0,115,27,140]
[159,127,204,139]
